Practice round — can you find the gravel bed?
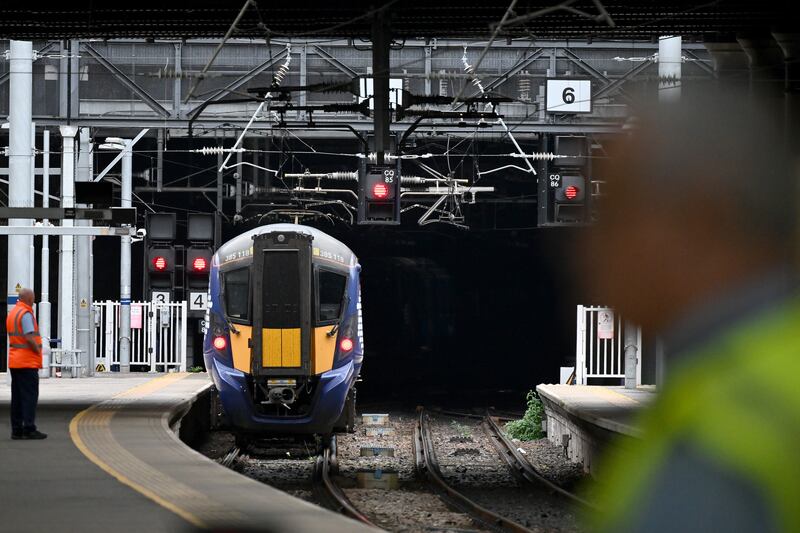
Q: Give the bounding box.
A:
[336,409,486,532]
[513,436,588,491]
[196,429,318,503]
[428,413,583,532]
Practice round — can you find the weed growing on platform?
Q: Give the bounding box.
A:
[189,366,204,373]
[505,390,545,441]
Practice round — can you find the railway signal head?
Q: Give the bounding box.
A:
[358,162,401,225]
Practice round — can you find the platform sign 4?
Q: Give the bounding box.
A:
[597,309,615,340]
[151,291,171,304]
[189,291,208,311]
[545,79,592,114]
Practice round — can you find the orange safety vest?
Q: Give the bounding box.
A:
[6,301,42,369]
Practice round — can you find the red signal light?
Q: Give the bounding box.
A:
[339,337,354,352]
[372,183,389,200]
[152,256,167,271]
[213,336,227,351]
[564,185,579,200]
[192,257,208,272]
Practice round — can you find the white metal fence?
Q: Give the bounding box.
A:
[575,305,641,385]
[93,300,187,372]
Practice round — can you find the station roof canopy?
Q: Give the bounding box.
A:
[0,1,794,41]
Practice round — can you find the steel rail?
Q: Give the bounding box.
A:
[483,415,597,510]
[414,408,533,533]
[312,436,381,530]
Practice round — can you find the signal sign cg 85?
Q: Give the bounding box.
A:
[546,79,592,114]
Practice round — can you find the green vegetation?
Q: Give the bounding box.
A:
[450,420,472,439]
[188,366,205,373]
[504,390,545,441]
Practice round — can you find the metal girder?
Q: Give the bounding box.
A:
[476,48,545,96]
[311,45,358,78]
[592,59,654,100]
[32,116,623,134]
[0,42,58,86]
[82,44,170,117]
[560,48,635,103]
[683,49,716,78]
[0,225,135,236]
[185,51,288,116]
[94,128,149,182]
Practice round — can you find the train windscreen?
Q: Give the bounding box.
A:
[224,268,250,321]
[318,270,347,323]
[263,250,301,328]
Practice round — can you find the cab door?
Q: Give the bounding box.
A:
[250,232,313,376]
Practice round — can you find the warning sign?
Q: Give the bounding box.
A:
[131,305,143,329]
[79,299,88,309]
[14,283,22,293]
[597,310,615,340]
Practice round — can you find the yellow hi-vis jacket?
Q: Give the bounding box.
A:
[587,302,800,532]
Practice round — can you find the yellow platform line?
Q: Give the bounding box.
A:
[69,373,210,529]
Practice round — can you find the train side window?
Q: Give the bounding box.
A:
[317,269,347,324]
[223,268,250,322]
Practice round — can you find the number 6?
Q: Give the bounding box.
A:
[562,87,575,104]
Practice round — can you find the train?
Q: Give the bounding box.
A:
[203,223,364,439]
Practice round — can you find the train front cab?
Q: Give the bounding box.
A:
[209,230,360,435]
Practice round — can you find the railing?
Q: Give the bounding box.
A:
[92,300,187,372]
[575,305,641,386]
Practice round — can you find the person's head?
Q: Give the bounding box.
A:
[18,288,35,307]
[586,90,798,333]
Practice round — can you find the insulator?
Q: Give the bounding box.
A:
[271,45,292,87]
[195,146,246,155]
[327,172,358,181]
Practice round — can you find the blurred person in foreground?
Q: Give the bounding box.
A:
[585,91,800,532]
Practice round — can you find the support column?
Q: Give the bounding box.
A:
[624,320,639,389]
[658,36,682,103]
[371,13,391,164]
[119,141,133,373]
[76,128,92,375]
[28,123,36,293]
[7,40,33,318]
[59,126,78,376]
[39,130,51,377]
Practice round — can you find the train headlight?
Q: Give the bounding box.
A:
[339,337,354,352]
[213,336,227,351]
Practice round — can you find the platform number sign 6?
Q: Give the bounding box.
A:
[546,79,591,114]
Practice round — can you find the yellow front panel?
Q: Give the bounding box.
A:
[281,328,302,367]
[229,325,252,373]
[263,329,282,367]
[312,326,337,374]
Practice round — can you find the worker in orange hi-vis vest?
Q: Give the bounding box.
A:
[6,288,47,440]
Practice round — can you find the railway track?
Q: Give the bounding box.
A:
[312,436,381,529]
[414,408,533,533]
[482,415,596,510]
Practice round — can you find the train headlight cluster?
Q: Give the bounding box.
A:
[213,336,227,351]
[339,337,354,352]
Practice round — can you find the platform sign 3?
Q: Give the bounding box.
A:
[189,291,209,311]
[546,79,592,114]
[151,291,171,304]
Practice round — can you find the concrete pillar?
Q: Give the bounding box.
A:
[6,41,33,314]
[59,126,78,376]
[624,320,639,389]
[76,128,92,375]
[658,36,682,102]
[119,141,133,373]
[705,42,750,89]
[39,130,51,378]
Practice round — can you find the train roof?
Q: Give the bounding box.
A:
[215,223,358,270]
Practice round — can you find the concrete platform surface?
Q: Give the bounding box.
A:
[0,372,373,533]
[536,384,656,474]
[536,384,655,437]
